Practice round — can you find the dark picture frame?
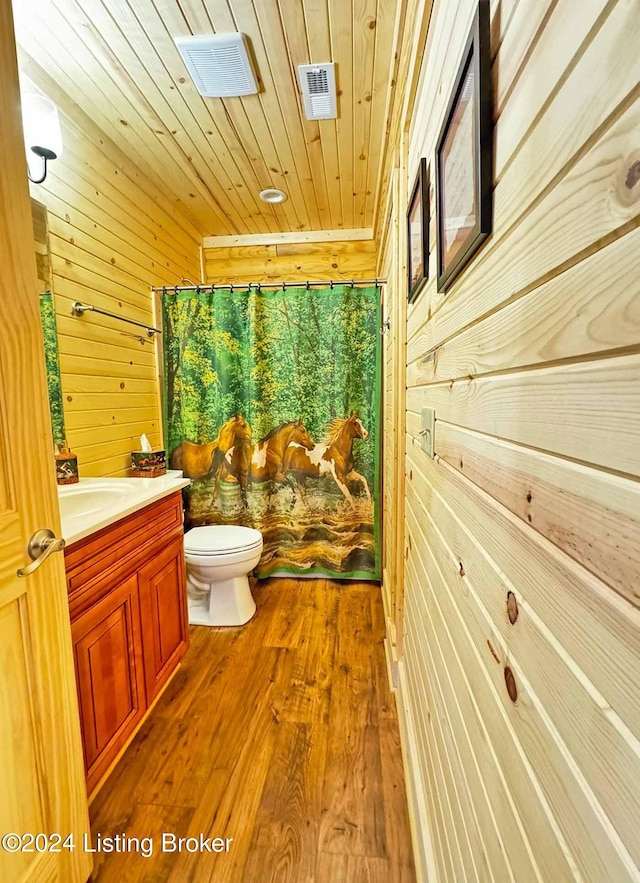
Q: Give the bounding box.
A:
[435,0,493,292]
[406,157,429,303]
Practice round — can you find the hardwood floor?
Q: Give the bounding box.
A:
[89,578,416,882]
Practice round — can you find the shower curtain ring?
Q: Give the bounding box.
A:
[351,279,355,288]
[162,286,167,297]
[230,284,234,293]
[306,280,310,291]
[196,284,201,294]
[330,279,334,289]
[210,284,215,294]
[258,282,262,292]
[282,281,286,291]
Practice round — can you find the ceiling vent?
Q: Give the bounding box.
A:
[298,63,337,120]
[174,34,258,97]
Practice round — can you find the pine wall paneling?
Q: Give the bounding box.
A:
[372,0,434,240]
[380,0,640,879]
[203,240,378,286]
[23,61,201,478]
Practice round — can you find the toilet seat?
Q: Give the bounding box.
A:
[184,525,262,556]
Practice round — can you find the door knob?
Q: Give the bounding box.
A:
[17,529,66,578]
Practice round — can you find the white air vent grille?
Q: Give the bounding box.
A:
[307,68,329,94]
[175,34,258,98]
[298,63,337,120]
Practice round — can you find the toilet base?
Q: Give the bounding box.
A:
[187,574,256,627]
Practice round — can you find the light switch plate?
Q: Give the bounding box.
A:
[421,407,436,457]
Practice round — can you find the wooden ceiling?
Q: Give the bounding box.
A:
[13,0,401,239]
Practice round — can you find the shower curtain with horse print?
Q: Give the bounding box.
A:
[162,284,381,580]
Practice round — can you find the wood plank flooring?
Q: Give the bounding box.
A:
[89,578,416,882]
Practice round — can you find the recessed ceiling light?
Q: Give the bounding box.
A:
[259,188,288,204]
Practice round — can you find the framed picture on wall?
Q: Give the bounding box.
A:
[407,157,429,303]
[435,0,493,292]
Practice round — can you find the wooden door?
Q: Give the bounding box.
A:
[72,575,146,794]
[138,534,189,703]
[0,1,91,881]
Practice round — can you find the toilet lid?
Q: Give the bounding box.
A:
[184,525,263,555]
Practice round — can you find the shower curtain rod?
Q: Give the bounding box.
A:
[152,278,387,294]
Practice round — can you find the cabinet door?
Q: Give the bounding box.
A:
[138,534,189,703]
[72,574,145,794]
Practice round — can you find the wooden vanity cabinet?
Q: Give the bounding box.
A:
[64,491,188,796]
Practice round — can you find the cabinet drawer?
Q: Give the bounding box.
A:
[72,574,146,794]
[65,492,183,617]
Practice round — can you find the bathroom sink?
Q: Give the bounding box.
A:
[56,474,190,547]
[58,481,135,521]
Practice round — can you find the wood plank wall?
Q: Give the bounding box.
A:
[381,0,640,880]
[22,60,201,477]
[203,240,377,286]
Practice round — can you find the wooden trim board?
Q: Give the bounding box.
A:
[203,228,374,248]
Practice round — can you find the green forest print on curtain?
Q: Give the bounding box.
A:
[39,291,66,446]
[162,285,381,579]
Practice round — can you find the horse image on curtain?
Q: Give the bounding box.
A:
[162,285,381,580]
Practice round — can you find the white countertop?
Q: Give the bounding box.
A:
[58,471,190,546]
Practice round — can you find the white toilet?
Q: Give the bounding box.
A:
[184,525,263,627]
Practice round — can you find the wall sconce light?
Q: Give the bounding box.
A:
[22,93,63,184]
